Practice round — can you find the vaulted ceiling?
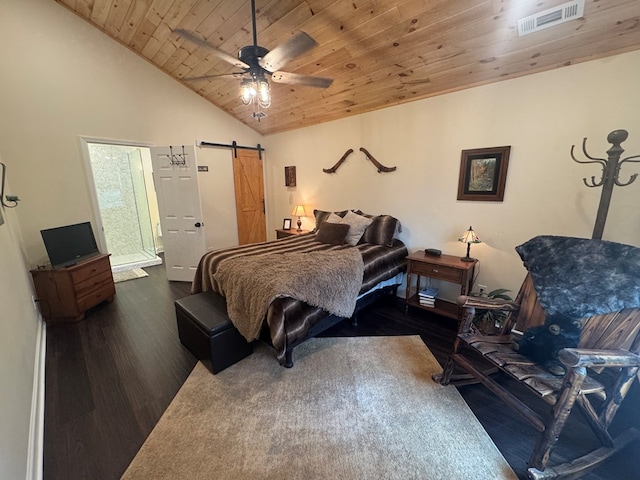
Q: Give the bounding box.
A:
[56,1,640,136]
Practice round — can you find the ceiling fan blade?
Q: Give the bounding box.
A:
[184,72,245,81]
[176,29,249,69]
[259,31,318,72]
[271,71,333,88]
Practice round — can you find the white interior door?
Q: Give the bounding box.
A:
[150,145,206,282]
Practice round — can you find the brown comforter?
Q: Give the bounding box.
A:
[192,233,408,364]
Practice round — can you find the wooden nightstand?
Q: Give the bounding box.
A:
[405,251,477,320]
[276,228,311,239]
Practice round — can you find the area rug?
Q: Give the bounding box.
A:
[122,336,517,480]
[112,268,148,284]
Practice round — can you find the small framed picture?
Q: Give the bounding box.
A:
[283,218,292,230]
[457,146,511,201]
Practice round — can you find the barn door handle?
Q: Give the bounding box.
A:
[195,222,203,227]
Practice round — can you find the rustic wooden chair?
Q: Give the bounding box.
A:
[437,273,640,479]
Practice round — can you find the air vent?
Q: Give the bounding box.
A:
[518,0,585,36]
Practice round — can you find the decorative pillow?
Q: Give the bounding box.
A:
[340,211,373,246]
[326,212,343,224]
[312,209,348,232]
[359,215,400,247]
[315,222,350,245]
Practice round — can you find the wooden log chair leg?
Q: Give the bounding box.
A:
[529,366,588,471]
[528,366,640,479]
[599,366,639,432]
[436,338,462,384]
[435,306,476,385]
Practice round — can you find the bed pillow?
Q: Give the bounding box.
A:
[312,209,349,232]
[340,211,373,246]
[355,211,402,246]
[315,222,350,245]
[359,214,400,247]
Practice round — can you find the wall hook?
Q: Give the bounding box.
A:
[0,162,20,208]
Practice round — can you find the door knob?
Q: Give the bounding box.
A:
[195,222,202,228]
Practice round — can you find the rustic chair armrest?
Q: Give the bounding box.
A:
[559,348,640,368]
[456,295,520,312]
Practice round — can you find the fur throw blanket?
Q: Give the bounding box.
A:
[515,235,640,374]
[213,248,364,341]
[516,235,640,318]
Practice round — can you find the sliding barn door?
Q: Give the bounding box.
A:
[150,145,206,282]
[232,148,266,245]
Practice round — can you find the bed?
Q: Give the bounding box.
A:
[191,210,408,367]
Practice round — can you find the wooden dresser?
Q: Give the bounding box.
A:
[31,253,115,322]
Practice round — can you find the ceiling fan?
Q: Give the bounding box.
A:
[176,0,333,114]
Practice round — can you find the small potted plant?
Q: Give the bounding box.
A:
[470,288,513,335]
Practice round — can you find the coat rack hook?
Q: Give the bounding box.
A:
[571,129,640,239]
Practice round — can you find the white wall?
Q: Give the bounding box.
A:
[0,0,263,268]
[0,2,638,476]
[0,0,262,477]
[264,50,640,298]
[0,195,43,479]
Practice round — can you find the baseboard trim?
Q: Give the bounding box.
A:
[26,318,46,480]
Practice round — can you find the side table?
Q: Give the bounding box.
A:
[276,228,311,239]
[405,251,477,321]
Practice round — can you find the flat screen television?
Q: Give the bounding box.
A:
[40,221,100,269]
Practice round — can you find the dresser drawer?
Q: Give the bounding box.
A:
[409,261,464,283]
[75,270,114,298]
[70,255,111,284]
[77,283,116,312]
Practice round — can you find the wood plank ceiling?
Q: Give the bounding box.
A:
[55,0,640,136]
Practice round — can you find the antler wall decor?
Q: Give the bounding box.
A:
[322,147,397,174]
[571,129,640,240]
[323,148,353,173]
[359,148,397,173]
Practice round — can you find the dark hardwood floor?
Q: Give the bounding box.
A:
[44,262,640,479]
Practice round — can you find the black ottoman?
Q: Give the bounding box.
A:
[175,291,253,374]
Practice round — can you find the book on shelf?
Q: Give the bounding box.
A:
[418,286,438,299]
[419,297,436,306]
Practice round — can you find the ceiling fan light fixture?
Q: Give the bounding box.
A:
[239,74,271,109]
[257,79,271,108]
[240,78,256,105]
[181,0,331,118]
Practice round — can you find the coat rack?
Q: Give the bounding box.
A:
[323,147,396,174]
[571,129,640,239]
[162,145,187,166]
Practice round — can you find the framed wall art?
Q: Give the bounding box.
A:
[282,218,292,230]
[457,146,511,201]
[284,166,297,187]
